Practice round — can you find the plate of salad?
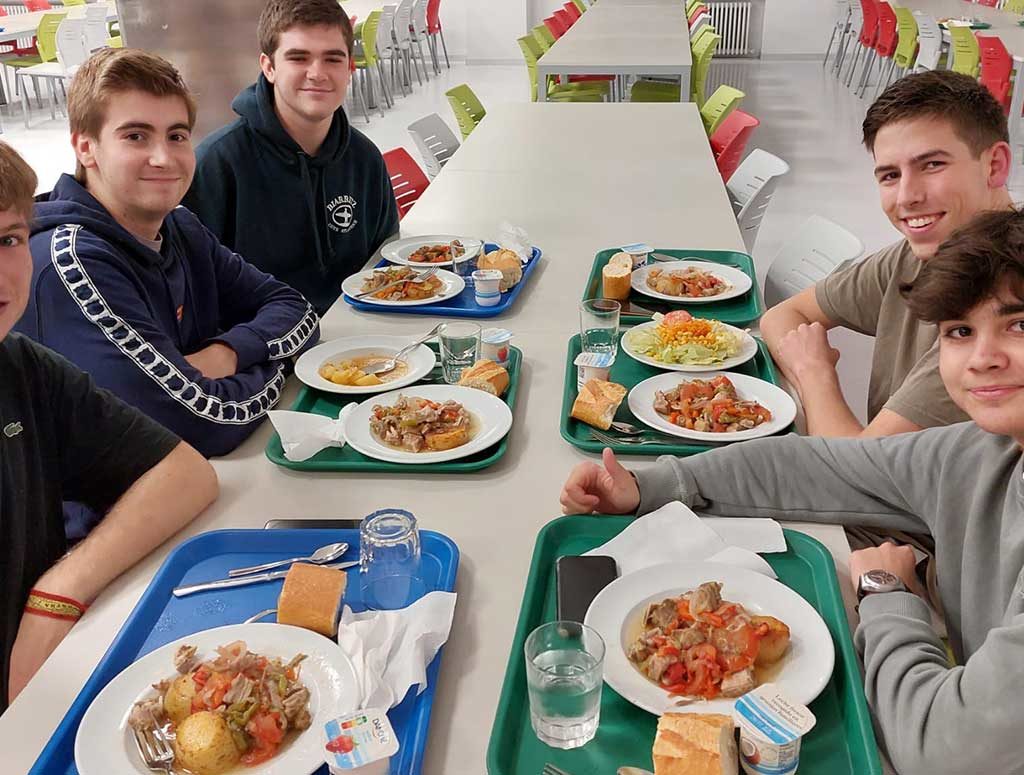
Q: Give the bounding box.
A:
[621,311,758,372]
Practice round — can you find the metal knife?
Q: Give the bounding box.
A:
[172,560,359,598]
[650,252,743,268]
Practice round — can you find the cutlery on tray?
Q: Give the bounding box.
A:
[353,266,438,299]
[228,540,349,577]
[131,715,174,774]
[362,322,445,377]
[589,429,674,447]
[542,764,575,775]
[172,560,358,597]
[650,252,743,268]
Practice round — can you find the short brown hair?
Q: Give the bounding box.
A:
[902,209,1024,323]
[258,0,354,60]
[0,141,38,222]
[863,70,1009,156]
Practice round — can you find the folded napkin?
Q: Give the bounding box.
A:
[336,591,457,710]
[268,403,356,462]
[496,221,532,263]
[584,502,785,578]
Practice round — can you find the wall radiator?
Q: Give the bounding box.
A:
[707,1,756,58]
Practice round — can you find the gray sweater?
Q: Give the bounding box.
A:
[633,422,1024,775]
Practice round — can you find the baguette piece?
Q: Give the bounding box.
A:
[653,713,738,775]
[609,252,634,271]
[458,359,510,396]
[570,378,627,430]
[602,260,632,301]
[478,248,523,291]
[277,563,348,637]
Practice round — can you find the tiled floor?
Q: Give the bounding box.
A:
[3,57,989,421]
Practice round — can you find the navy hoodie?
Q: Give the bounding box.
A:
[18,174,321,459]
[184,75,400,315]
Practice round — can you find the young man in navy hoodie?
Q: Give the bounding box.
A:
[17,49,320,486]
[184,0,400,316]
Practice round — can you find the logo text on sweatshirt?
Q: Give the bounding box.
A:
[4,422,23,438]
[327,195,358,234]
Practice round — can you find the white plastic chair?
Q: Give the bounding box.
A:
[689,15,711,41]
[823,0,851,69]
[407,112,459,178]
[726,148,791,253]
[912,12,942,72]
[763,215,864,308]
[379,5,407,97]
[394,0,424,89]
[410,0,437,76]
[83,4,110,53]
[18,15,89,128]
[835,0,863,79]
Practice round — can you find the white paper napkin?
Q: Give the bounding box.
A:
[267,403,356,462]
[336,591,457,710]
[584,502,783,578]
[496,221,532,263]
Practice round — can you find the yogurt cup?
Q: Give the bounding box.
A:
[575,351,615,392]
[473,269,504,306]
[482,328,514,366]
[733,684,816,775]
[619,242,654,269]
[322,707,399,775]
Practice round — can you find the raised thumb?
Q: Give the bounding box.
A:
[602,447,630,483]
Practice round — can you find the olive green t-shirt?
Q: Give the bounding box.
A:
[815,239,969,428]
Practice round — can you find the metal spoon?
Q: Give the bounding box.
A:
[617,768,655,775]
[361,322,444,376]
[227,541,349,577]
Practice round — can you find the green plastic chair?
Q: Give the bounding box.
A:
[4,12,63,108]
[949,26,980,77]
[571,0,586,13]
[107,35,123,48]
[517,35,607,102]
[892,7,918,72]
[1006,0,1024,13]
[686,0,702,14]
[353,10,391,120]
[62,0,85,5]
[533,23,556,53]
[700,84,744,136]
[690,29,721,107]
[446,84,486,139]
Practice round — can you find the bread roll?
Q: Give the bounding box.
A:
[458,359,510,396]
[653,713,738,775]
[277,563,348,637]
[602,260,632,301]
[478,248,523,291]
[570,379,627,430]
[609,252,634,271]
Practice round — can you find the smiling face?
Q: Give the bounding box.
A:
[0,208,32,340]
[73,89,195,240]
[260,24,351,128]
[872,116,1012,259]
[939,283,1024,443]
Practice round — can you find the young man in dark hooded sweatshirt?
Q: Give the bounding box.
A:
[184,0,400,316]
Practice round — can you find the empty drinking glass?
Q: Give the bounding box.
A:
[359,509,424,610]
[438,321,481,383]
[579,299,620,357]
[525,621,605,749]
[451,239,475,286]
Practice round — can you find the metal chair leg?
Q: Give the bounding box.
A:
[844,44,863,87]
[438,25,449,68]
[823,27,839,69]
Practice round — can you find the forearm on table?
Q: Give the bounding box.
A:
[796,368,864,437]
[35,443,217,603]
[760,305,810,386]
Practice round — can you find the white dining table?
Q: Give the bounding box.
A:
[0,101,858,775]
[536,3,693,101]
[0,0,117,44]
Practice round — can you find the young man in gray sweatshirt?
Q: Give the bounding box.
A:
[560,208,1024,775]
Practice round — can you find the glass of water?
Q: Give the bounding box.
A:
[579,299,621,357]
[524,621,605,749]
[451,239,475,287]
[438,321,481,383]
[359,509,424,610]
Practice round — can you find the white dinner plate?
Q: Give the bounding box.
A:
[342,268,465,307]
[621,319,758,372]
[380,234,483,267]
[632,260,752,304]
[75,623,361,775]
[342,384,513,464]
[627,371,797,442]
[584,562,834,717]
[295,336,436,395]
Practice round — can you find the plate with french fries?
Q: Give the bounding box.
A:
[295,336,436,395]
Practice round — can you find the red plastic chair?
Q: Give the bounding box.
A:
[543,12,613,85]
[554,9,574,30]
[875,3,897,57]
[383,148,430,220]
[426,0,449,69]
[563,2,582,21]
[979,35,1012,111]
[846,0,879,88]
[25,0,52,9]
[977,0,999,6]
[710,110,760,183]
[687,5,706,25]
[545,15,568,38]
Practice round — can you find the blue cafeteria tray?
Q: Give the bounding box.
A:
[343,243,542,318]
[30,527,460,775]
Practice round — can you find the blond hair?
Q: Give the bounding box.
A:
[68,48,197,180]
[0,141,38,222]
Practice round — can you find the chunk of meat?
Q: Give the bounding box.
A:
[672,626,706,650]
[223,673,254,706]
[174,644,198,674]
[283,685,311,730]
[627,640,651,663]
[647,599,679,630]
[127,698,164,731]
[690,582,722,617]
[720,666,755,697]
[645,652,677,683]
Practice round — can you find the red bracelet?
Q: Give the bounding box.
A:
[24,589,89,621]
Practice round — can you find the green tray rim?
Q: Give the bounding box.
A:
[485,516,882,775]
[559,332,793,456]
[264,345,522,473]
[583,248,766,326]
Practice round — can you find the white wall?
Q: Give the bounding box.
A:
[760,0,835,57]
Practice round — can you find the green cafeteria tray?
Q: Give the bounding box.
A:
[583,248,765,326]
[486,517,883,775]
[265,344,521,472]
[559,332,793,456]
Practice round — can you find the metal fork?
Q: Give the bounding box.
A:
[131,719,174,774]
[609,420,652,435]
[542,764,575,775]
[589,429,666,447]
[353,266,438,299]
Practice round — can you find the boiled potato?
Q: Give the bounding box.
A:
[424,426,470,451]
[173,711,240,775]
[354,373,383,386]
[163,673,197,725]
[751,615,791,665]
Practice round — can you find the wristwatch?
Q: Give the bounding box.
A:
[857,569,908,601]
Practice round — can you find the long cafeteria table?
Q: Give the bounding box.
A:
[536,2,693,101]
[0,102,858,774]
[0,0,118,44]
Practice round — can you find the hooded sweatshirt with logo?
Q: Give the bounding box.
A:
[184,75,400,315]
[18,174,321,460]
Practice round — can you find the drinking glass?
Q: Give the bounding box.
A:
[451,239,475,287]
[438,321,481,383]
[579,299,621,357]
[524,621,605,749]
[359,509,424,610]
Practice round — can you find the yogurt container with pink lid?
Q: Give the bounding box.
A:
[322,707,399,775]
[482,328,514,367]
[733,684,816,775]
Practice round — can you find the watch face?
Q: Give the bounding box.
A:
[865,569,901,587]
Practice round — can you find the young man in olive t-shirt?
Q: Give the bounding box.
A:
[760,71,1014,438]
